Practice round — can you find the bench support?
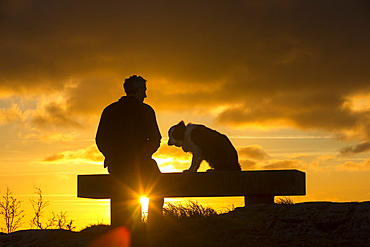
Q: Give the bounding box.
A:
[244,194,274,205]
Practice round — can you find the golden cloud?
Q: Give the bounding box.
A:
[43,145,103,163]
[0,104,22,125]
[287,153,308,159]
[153,144,192,161]
[337,159,370,171]
[240,159,257,170]
[262,159,303,170]
[237,145,269,161]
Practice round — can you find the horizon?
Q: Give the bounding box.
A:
[1,0,370,231]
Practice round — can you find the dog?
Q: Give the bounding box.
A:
[168,121,241,172]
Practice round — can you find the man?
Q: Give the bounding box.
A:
[96,75,163,227]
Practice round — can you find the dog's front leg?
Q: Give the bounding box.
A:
[187,150,203,172]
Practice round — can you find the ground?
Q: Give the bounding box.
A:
[1,202,370,247]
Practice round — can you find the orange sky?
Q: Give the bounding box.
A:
[1,0,370,230]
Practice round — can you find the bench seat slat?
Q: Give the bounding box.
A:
[77,170,306,199]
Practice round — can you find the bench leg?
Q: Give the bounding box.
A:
[111,195,141,227]
[147,197,164,225]
[244,195,274,205]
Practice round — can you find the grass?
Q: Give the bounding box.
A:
[275,197,294,205]
[163,200,218,220]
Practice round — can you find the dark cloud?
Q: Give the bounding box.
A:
[215,90,368,135]
[31,102,83,129]
[2,1,369,87]
[1,0,370,140]
[340,141,370,156]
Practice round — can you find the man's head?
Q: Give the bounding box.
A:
[123,75,147,102]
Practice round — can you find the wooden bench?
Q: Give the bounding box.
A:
[77,170,305,225]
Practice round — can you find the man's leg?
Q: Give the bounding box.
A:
[138,157,164,226]
[111,194,141,228]
[110,173,142,228]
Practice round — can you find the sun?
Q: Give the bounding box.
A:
[140,196,149,221]
[140,196,149,209]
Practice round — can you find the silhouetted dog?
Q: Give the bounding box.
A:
[168,121,241,172]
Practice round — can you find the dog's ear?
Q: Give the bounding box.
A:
[178,121,185,127]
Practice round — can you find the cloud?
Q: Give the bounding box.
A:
[31,101,83,129]
[1,0,370,141]
[237,145,269,161]
[153,144,192,161]
[0,95,86,142]
[215,90,369,136]
[339,141,370,156]
[317,155,336,161]
[262,159,303,170]
[0,104,22,125]
[240,159,257,170]
[287,153,307,159]
[22,131,81,143]
[44,153,65,162]
[157,160,189,173]
[43,145,103,163]
[337,159,370,171]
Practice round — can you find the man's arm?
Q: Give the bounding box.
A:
[96,108,112,157]
[141,105,161,156]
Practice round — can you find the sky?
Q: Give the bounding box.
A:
[1,0,370,230]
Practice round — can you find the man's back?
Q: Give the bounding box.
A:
[96,96,161,172]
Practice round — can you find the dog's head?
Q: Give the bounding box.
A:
[168,121,186,147]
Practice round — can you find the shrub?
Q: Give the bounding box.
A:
[0,187,25,233]
[29,186,75,230]
[30,187,51,229]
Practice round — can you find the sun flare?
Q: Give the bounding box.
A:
[140,196,149,219]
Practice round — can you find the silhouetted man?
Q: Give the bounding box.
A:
[96,75,163,227]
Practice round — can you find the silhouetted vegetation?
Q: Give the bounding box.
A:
[0,187,25,233]
[163,200,218,220]
[1,186,230,234]
[0,186,75,233]
[275,196,294,205]
[29,187,51,229]
[29,187,75,231]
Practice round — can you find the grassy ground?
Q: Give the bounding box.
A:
[4,199,367,247]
